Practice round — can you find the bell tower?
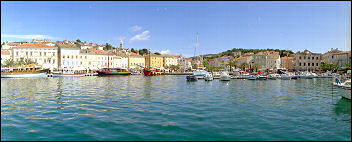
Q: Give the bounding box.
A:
[120,40,123,49]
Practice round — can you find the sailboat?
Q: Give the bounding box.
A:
[143,49,163,76]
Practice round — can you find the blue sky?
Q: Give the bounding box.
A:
[1,1,351,57]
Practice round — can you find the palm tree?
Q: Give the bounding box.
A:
[252,64,260,72]
[3,59,15,67]
[240,63,249,71]
[24,58,35,65]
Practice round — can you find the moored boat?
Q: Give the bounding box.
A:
[186,75,198,81]
[97,68,131,76]
[248,75,257,80]
[1,66,48,78]
[220,71,231,81]
[204,72,213,81]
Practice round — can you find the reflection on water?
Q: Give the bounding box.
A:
[1,77,351,141]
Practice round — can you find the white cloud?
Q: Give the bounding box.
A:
[130,30,151,41]
[160,49,170,54]
[1,34,58,40]
[131,25,142,32]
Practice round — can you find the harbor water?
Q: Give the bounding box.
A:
[1,76,351,141]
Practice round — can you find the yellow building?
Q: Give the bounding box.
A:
[145,54,164,69]
[128,52,145,69]
[162,54,179,68]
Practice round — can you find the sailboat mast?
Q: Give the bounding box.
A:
[148,49,151,70]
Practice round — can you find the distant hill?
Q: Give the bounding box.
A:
[193,48,295,59]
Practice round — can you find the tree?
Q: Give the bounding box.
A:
[139,48,149,55]
[76,39,82,43]
[240,63,249,71]
[227,59,238,72]
[103,43,113,51]
[252,64,260,72]
[24,58,35,65]
[154,52,161,55]
[3,59,15,67]
[131,48,137,53]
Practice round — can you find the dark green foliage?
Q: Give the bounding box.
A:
[202,48,294,59]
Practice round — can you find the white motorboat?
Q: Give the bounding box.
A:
[299,72,313,79]
[52,69,86,77]
[280,74,292,80]
[213,72,221,79]
[193,70,207,79]
[247,75,257,80]
[220,71,231,81]
[204,72,213,81]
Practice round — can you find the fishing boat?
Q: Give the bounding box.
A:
[186,75,198,81]
[1,66,47,78]
[204,72,213,81]
[220,71,231,81]
[97,68,131,76]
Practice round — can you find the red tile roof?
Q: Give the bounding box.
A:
[17,43,54,48]
[1,51,10,54]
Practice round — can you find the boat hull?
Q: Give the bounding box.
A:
[52,73,86,77]
[143,69,163,76]
[1,72,47,78]
[220,76,231,81]
[186,75,198,81]
[97,71,131,76]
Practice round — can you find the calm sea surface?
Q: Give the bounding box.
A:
[1,76,351,141]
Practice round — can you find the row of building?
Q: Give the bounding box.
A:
[1,40,193,71]
[207,49,351,72]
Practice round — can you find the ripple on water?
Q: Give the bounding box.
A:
[1,77,351,141]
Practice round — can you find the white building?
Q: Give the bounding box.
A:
[57,44,80,70]
[12,43,58,69]
[163,54,179,67]
[1,50,11,65]
[253,51,280,71]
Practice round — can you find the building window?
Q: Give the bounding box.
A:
[304,56,306,59]
[53,53,55,56]
[16,52,19,56]
[316,57,319,60]
[304,63,306,66]
[44,52,46,56]
[48,59,51,63]
[76,56,78,59]
[67,56,69,59]
[312,57,314,60]
[72,55,74,59]
[312,63,314,66]
[53,59,55,63]
[308,63,310,66]
[316,63,318,66]
[331,55,334,59]
[30,52,33,56]
[26,52,28,56]
[44,59,46,63]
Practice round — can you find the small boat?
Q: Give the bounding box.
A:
[1,66,48,78]
[186,75,198,81]
[280,74,292,80]
[248,75,257,80]
[204,72,213,81]
[53,69,86,77]
[97,68,131,76]
[299,72,313,79]
[193,70,207,79]
[220,72,231,81]
[213,72,221,79]
[267,74,278,80]
[257,75,267,80]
